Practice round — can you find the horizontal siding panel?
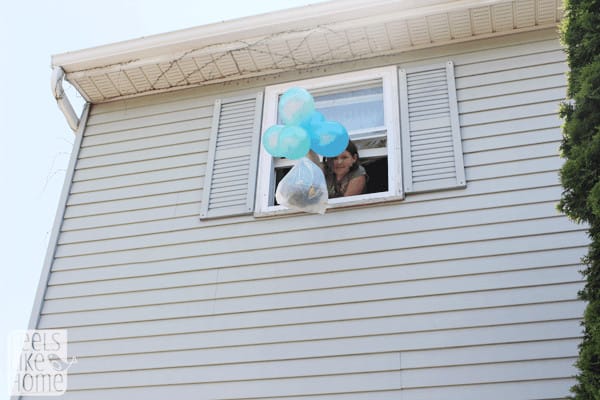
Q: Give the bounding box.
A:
[460,114,560,139]
[57,170,563,243]
[466,155,563,181]
[55,190,562,258]
[61,202,200,232]
[73,152,206,182]
[454,49,566,79]
[59,317,582,360]
[58,215,200,249]
[70,164,203,196]
[457,74,565,103]
[73,152,207,182]
[50,303,584,366]
[455,58,566,89]
[41,264,582,325]
[57,281,582,343]
[460,101,561,127]
[51,192,574,263]
[48,228,588,289]
[190,390,404,400]
[84,107,212,136]
[69,345,576,390]
[42,265,581,316]
[459,86,565,114]
[464,141,560,166]
[68,162,205,197]
[63,189,201,218]
[58,214,198,244]
[402,378,574,400]
[462,128,559,153]
[82,118,212,147]
[403,337,579,369]
[403,358,576,388]
[80,131,203,158]
[86,97,214,126]
[62,203,556,257]
[47,244,584,299]
[413,164,556,199]
[67,177,203,206]
[51,211,580,271]
[448,37,562,67]
[67,353,399,390]
[55,172,561,250]
[28,371,401,400]
[21,375,574,400]
[75,141,207,169]
[70,334,579,375]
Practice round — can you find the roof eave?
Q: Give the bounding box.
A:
[51,0,501,72]
[52,0,562,104]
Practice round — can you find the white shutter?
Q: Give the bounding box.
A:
[200,92,263,219]
[399,61,466,193]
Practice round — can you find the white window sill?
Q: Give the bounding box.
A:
[253,191,405,218]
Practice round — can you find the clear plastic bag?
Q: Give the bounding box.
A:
[275,157,328,214]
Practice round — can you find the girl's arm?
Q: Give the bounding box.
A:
[306,150,322,169]
[344,175,366,196]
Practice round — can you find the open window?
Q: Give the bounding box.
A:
[200,62,464,220]
[255,66,403,215]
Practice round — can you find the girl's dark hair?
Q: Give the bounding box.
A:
[345,140,359,158]
[323,140,361,175]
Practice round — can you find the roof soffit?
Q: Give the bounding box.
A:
[54,0,563,103]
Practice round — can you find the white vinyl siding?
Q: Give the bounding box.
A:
[29,32,584,400]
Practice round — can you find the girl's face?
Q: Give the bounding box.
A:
[332,150,357,178]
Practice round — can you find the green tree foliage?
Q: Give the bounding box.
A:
[559,0,600,397]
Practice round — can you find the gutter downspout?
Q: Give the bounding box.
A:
[51,66,82,132]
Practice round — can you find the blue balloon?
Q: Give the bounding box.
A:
[311,121,349,157]
[301,110,325,136]
[278,87,315,126]
[262,124,286,157]
[279,125,311,160]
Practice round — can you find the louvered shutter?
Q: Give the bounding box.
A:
[399,61,466,193]
[200,92,263,219]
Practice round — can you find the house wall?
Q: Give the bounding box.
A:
[30,29,587,399]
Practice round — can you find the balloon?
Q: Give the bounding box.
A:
[301,110,325,136]
[278,87,315,126]
[311,121,349,157]
[262,124,286,157]
[279,125,311,160]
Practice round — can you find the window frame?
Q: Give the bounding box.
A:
[255,66,403,217]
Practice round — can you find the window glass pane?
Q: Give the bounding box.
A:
[276,81,384,132]
[314,84,384,131]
